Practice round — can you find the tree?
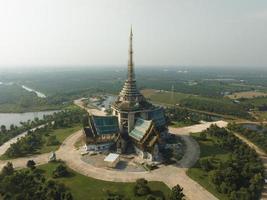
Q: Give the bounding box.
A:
[1,125,6,133]
[169,184,185,200]
[27,160,36,170]
[133,178,151,196]
[1,162,14,176]
[52,164,69,178]
[199,158,213,171]
[199,132,207,140]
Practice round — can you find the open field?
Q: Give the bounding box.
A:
[38,162,171,200]
[226,91,267,99]
[141,89,250,119]
[141,89,192,105]
[252,111,267,121]
[186,133,230,200]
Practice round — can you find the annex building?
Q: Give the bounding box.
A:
[83,28,168,161]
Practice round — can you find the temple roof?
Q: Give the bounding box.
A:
[148,108,166,128]
[129,118,152,141]
[90,115,119,135]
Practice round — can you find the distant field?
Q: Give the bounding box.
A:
[141,89,250,119]
[141,89,192,105]
[226,91,267,99]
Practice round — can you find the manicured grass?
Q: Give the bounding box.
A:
[38,124,82,154]
[38,162,171,200]
[144,90,191,105]
[0,124,82,160]
[186,133,230,200]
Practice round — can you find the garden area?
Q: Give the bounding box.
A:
[187,125,264,200]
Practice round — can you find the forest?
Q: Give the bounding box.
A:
[198,125,264,200]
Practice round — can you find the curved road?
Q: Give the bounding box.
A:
[0,120,228,200]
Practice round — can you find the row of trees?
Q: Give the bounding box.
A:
[0,116,53,146]
[199,125,265,200]
[0,162,73,200]
[179,97,251,119]
[228,123,267,153]
[165,107,217,126]
[4,107,87,158]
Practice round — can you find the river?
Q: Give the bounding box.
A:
[0,111,58,128]
[21,85,46,98]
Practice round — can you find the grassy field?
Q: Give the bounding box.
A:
[226,91,267,99]
[252,111,267,121]
[186,133,231,200]
[38,162,170,200]
[38,124,82,154]
[141,89,192,105]
[0,124,82,160]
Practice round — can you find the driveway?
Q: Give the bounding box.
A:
[0,119,228,200]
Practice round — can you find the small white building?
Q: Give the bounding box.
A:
[104,153,120,168]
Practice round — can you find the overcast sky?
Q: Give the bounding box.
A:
[0,0,266,68]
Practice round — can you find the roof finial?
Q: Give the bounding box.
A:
[128,25,134,81]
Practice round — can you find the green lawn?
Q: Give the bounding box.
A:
[0,124,82,160]
[38,162,171,200]
[186,133,231,200]
[38,124,82,154]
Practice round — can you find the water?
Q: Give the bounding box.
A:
[0,111,57,128]
[21,85,46,98]
[241,123,267,132]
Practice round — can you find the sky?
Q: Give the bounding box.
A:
[0,0,267,69]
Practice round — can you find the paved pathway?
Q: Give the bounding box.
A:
[74,98,106,116]
[0,120,228,200]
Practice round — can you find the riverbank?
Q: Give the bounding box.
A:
[0,104,63,113]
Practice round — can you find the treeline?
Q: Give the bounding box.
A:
[0,116,53,146]
[228,123,267,153]
[0,162,73,200]
[199,125,264,200]
[0,84,63,113]
[179,97,251,119]
[5,107,87,158]
[165,107,217,126]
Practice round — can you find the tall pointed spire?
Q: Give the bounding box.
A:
[128,26,134,81]
[116,27,145,105]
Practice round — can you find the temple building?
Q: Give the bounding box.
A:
[83,28,168,161]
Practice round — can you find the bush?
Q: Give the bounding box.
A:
[199,158,213,171]
[169,184,185,200]
[26,160,36,170]
[52,164,69,178]
[133,178,151,196]
[47,135,60,146]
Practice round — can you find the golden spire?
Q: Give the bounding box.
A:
[128,26,134,81]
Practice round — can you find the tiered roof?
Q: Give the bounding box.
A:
[129,118,152,141]
[148,108,166,128]
[90,115,119,135]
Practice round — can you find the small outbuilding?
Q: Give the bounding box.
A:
[104,153,120,168]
